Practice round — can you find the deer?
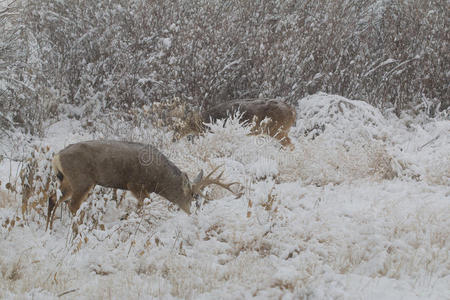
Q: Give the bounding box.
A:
[175,99,296,148]
[46,140,241,230]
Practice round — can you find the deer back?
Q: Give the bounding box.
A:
[57,140,191,205]
[202,99,296,144]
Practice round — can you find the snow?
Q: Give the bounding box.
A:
[0,94,449,299]
[160,37,172,49]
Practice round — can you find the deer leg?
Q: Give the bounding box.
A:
[273,126,293,149]
[127,183,150,210]
[47,179,73,231]
[48,192,72,231]
[279,133,293,148]
[68,183,94,215]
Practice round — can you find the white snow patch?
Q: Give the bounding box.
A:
[0,93,449,299]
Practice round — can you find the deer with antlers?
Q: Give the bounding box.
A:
[47,140,241,230]
[175,99,296,148]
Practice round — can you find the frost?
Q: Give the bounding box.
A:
[248,157,278,180]
[160,37,172,49]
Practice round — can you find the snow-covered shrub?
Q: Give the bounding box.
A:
[293,93,450,185]
[1,0,447,138]
[388,119,450,186]
[296,93,389,141]
[289,94,397,184]
[248,158,279,181]
[2,146,58,232]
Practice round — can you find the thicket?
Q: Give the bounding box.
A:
[0,0,448,135]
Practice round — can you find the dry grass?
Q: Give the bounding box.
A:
[0,189,15,208]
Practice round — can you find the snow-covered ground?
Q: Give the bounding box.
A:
[0,94,449,299]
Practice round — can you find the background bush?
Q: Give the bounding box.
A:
[0,0,448,134]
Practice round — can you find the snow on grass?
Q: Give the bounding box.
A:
[0,94,449,299]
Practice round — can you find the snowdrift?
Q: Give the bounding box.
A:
[0,94,448,299]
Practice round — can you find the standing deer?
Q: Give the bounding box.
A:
[47,140,240,230]
[176,99,296,148]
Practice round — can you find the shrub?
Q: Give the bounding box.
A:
[0,0,447,133]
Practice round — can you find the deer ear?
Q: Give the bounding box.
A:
[193,170,203,184]
[182,173,191,196]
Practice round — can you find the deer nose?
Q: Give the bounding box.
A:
[180,202,191,215]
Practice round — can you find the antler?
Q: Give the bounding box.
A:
[192,165,243,199]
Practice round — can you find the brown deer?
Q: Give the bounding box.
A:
[176,99,296,148]
[46,140,241,230]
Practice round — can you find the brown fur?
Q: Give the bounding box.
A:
[51,141,196,218]
[48,141,239,230]
[182,99,296,147]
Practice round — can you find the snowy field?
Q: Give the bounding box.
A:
[0,94,449,299]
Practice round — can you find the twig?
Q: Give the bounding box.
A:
[127,213,145,257]
[170,229,181,255]
[58,288,78,297]
[417,134,440,151]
